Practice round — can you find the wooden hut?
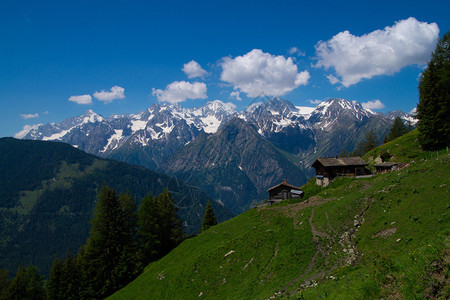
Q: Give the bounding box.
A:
[267,179,304,204]
[311,157,372,186]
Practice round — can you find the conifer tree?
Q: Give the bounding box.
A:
[6,264,45,300]
[353,129,379,156]
[417,31,450,150]
[387,116,407,142]
[0,269,9,300]
[118,192,141,279]
[137,193,160,266]
[59,251,82,300]
[201,201,218,232]
[81,185,133,298]
[155,189,184,255]
[46,257,63,300]
[339,149,349,157]
[137,189,184,266]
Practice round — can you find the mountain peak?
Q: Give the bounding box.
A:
[204,100,237,114]
[81,109,103,123]
[84,109,96,115]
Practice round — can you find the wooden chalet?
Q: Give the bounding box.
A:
[311,156,372,186]
[374,162,408,174]
[267,179,304,204]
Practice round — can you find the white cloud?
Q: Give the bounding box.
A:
[152,81,207,104]
[68,94,92,105]
[362,99,385,110]
[326,74,340,85]
[230,91,241,101]
[308,99,323,105]
[14,124,41,139]
[182,60,208,79]
[288,47,305,56]
[315,17,439,87]
[220,49,310,97]
[20,113,39,119]
[93,85,125,103]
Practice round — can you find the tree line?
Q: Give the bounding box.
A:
[0,186,218,299]
[417,31,449,151]
[339,115,412,158]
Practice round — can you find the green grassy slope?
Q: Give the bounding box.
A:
[112,131,449,299]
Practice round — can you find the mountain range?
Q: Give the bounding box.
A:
[22,97,416,212]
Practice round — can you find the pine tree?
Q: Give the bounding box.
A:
[417,31,450,150]
[6,264,45,300]
[156,189,184,255]
[25,264,45,300]
[81,185,133,298]
[117,191,141,281]
[46,257,63,300]
[137,189,184,266]
[387,116,407,142]
[339,149,349,157]
[6,265,28,300]
[0,269,9,300]
[59,251,82,300]
[353,129,379,156]
[137,193,160,266]
[201,201,218,232]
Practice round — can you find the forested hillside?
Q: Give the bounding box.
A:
[0,138,233,276]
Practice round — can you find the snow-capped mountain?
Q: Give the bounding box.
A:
[23,97,416,167]
[309,99,375,129]
[23,101,238,169]
[22,97,416,211]
[384,110,418,125]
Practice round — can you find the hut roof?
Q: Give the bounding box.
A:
[311,157,367,168]
[267,179,303,192]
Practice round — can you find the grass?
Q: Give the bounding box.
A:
[13,160,109,214]
[297,154,449,299]
[112,206,316,299]
[111,133,450,299]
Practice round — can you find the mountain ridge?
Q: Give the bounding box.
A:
[20,97,416,209]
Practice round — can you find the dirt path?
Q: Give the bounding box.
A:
[266,196,373,297]
[257,195,335,217]
[280,206,337,294]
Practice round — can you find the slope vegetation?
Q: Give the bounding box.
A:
[0,138,233,276]
[112,131,449,299]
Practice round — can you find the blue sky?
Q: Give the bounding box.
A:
[1,0,448,138]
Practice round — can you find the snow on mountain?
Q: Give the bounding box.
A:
[23,100,238,159]
[294,106,315,119]
[241,96,307,135]
[25,110,105,141]
[21,96,411,171]
[308,98,375,130]
[384,110,418,125]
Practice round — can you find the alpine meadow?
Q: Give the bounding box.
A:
[0,2,449,299]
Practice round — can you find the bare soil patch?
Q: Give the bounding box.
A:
[375,227,397,238]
